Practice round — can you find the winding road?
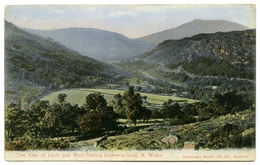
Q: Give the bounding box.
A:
[159,64,255,84]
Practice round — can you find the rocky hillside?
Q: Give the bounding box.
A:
[5,21,127,108]
[140,29,255,78]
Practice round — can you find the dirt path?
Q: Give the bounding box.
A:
[70,137,103,151]
[142,71,183,87]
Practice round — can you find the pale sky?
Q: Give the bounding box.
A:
[4,5,255,38]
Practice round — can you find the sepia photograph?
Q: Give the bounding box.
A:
[3,2,257,162]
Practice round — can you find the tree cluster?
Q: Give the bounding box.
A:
[113,87,151,126]
[5,92,118,150]
[151,91,254,125]
[197,91,253,121]
[151,101,199,125]
[182,57,254,79]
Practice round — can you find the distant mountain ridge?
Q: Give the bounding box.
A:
[23,28,154,63]
[137,19,249,45]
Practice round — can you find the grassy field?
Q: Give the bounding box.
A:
[120,77,140,84]
[118,77,162,89]
[41,88,197,106]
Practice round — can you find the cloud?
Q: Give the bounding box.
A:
[109,10,138,17]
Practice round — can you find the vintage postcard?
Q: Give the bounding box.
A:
[4,4,256,161]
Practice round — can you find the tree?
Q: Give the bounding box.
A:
[161,100,183,119]
[58,93,67,104]
[151,108,164,119]
[211,91,247,116]
[60,103,81,133]
[27,100,50,138]
[182,103,199,116]
[100,106,118,131]
[5,103,28,140]
[141,107,152,122]
[113,93,126,118]
[78,111,102,134]
[168,102,183,118]
[86,92,107,112]
[81,93,118,134]
[123,87,144,126]
[123,86,135,99]
[125,82,130,88]
[38,106,62,138]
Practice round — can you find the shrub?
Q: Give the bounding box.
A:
[170,115,197,125]
[5,138,70,151]
[5,140,28,151]
[241,128,255,148]
[124,127,139,134]
[205,123,243,149]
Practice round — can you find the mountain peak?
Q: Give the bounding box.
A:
[137,19,249,45]
[192,19,224,22]
[193,19,206,22]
